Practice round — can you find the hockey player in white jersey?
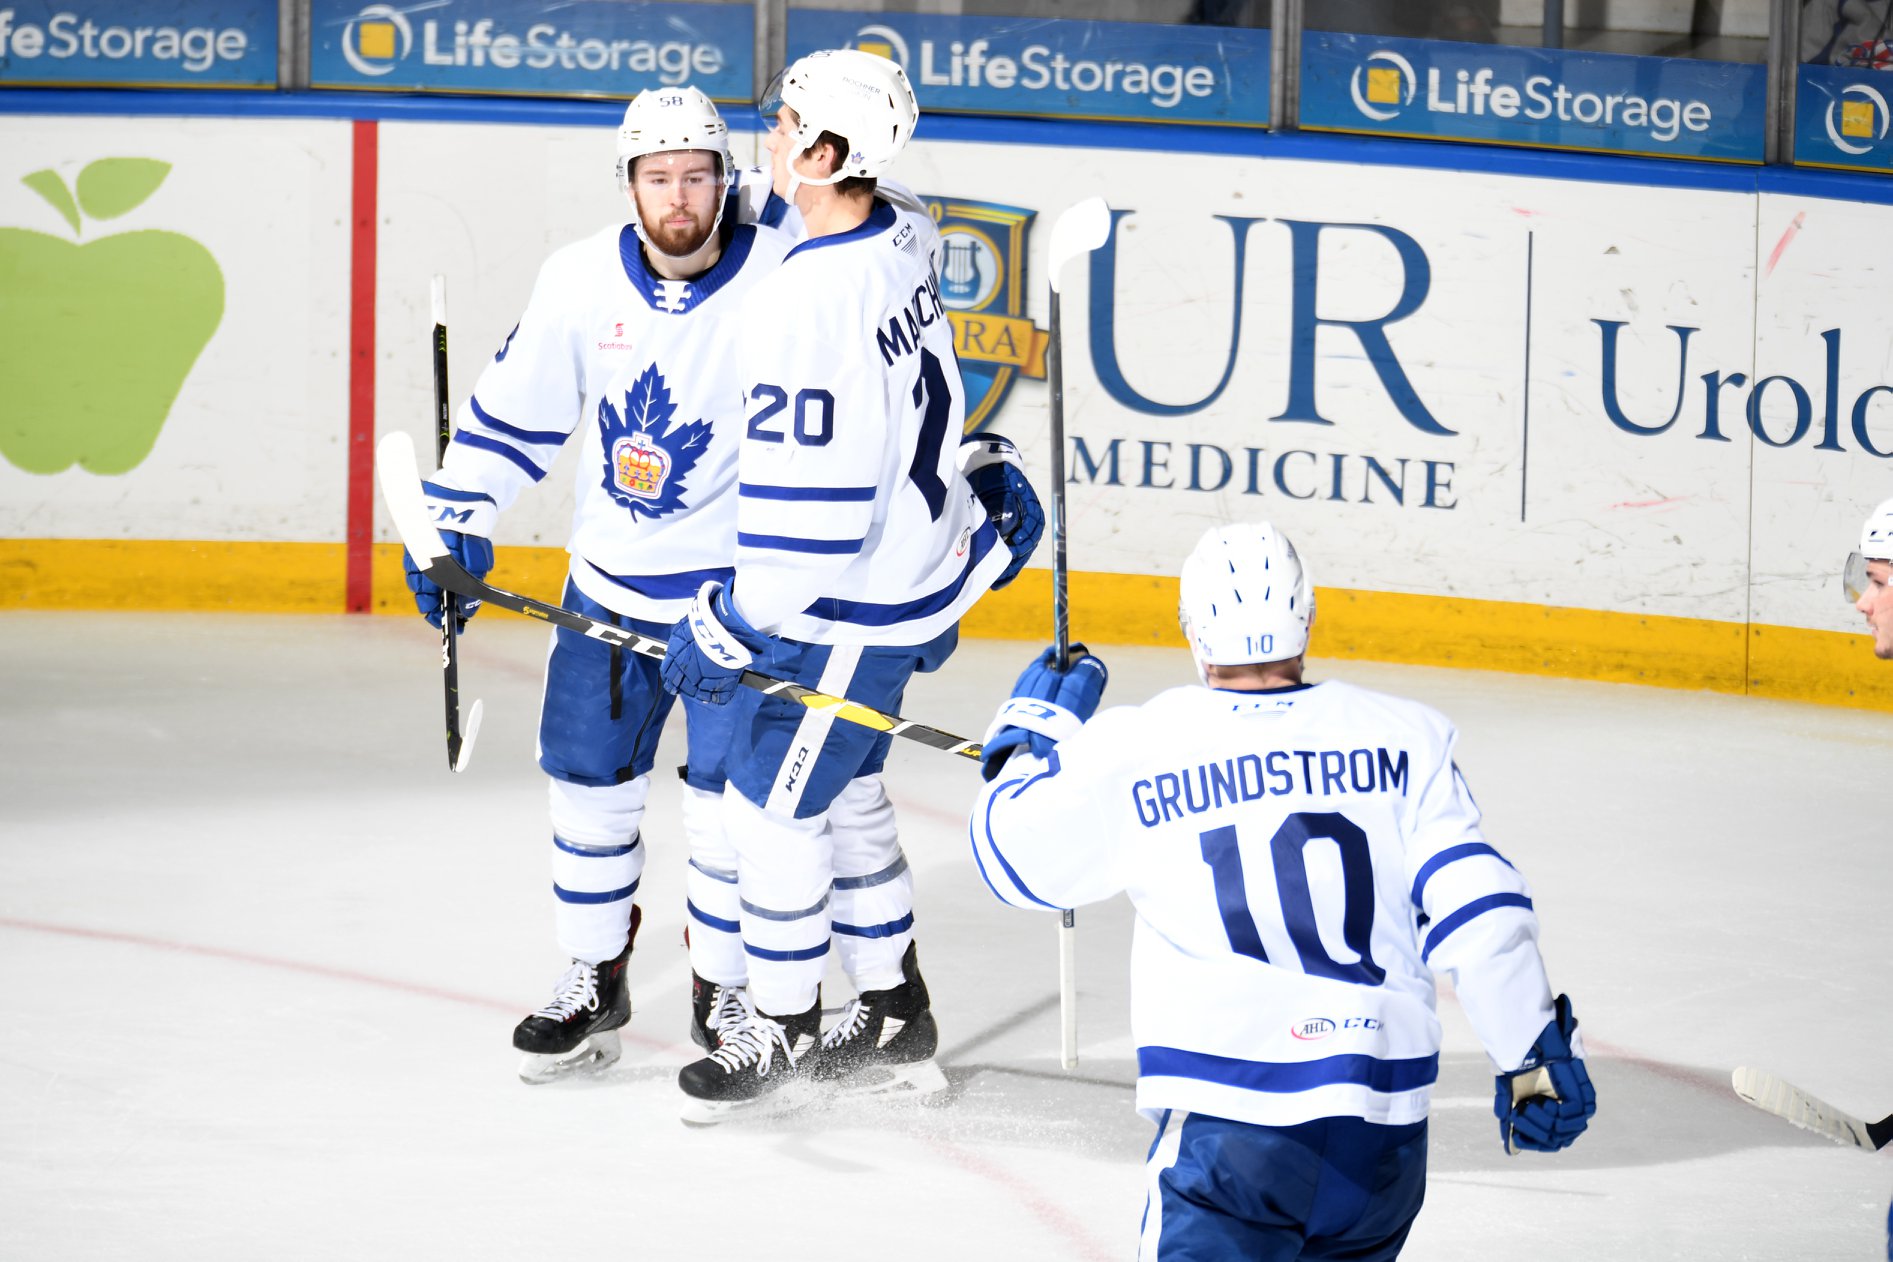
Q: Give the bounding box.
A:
[1845,495,1893,659]
[968,522,1595,1259]
[660,48,1043,1121]
[400,87,796,1083]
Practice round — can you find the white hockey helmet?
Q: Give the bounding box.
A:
[761,48,918,188]
[1843,495,1893,602]
[614,87,734,254]
[1178,522,1315,671]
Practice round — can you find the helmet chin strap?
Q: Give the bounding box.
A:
[783,135,849,203]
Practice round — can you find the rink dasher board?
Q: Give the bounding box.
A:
[0,108,1885,689]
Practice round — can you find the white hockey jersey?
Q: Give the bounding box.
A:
[970,679,1563,1129]
[437,220,794,624]
[727,198,1007,645]
[732,171,942,277]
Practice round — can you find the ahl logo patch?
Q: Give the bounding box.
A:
[598,363,710,519]
[1290,1018,1336,1041]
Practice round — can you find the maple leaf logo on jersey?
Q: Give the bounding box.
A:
[597,364,710,519]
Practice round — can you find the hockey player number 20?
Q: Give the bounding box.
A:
[1198,811,1387,986]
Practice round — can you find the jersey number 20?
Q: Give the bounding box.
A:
[748,385,834,446]
[1198,811,1386,985]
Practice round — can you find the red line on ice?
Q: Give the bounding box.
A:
[0,915,671,1050]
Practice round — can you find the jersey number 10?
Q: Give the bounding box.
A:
[1199,811,1387,986]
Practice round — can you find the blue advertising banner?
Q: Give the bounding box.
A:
[0,0,276,88]
[309,0,752,102]
[1795,64,1893,173]
[1300,31,1765,163]
[787,10,1269,127]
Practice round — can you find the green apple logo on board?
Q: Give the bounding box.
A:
[0,159,224,475]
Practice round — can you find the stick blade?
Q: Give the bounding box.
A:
[450,698,483,773]
[1048,196,1112,295]
[375,431,450,567]
[1732,1066,1881,1149]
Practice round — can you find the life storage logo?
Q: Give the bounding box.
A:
[340,4,411,76]
[0,7,255,75]
[1824,81,1890,154]
[1350,49,1417,121]
[849,19,1221,111]
[1346,45,1716,144]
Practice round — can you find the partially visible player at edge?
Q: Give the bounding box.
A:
[967,521,1595,1259]
[660,48,1043,1123]
[1846,496,1893,661]
[1844,496,1893,1261]
[400,88,796,1084]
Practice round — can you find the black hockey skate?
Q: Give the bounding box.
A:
[689,971,749,1052]
[677,996,822,1125]
[512,906,639,1085]
[814,941,949,1102]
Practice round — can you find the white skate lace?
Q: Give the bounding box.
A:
[709,1008,798,1079]
[707,985,748,1035]
[530,960,599,1022]
[820,999,869,1051]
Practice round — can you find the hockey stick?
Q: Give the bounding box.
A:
[376,429,985,761]
[1732,1066,1893,1150]
[1045,195,1113,1072]
[431,276,483,773]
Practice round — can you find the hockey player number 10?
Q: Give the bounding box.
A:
[1198,811,1387,986]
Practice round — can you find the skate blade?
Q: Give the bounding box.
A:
[830,1057,950,1104]
[516,1029,623,1085]
[678,1078,823,1128]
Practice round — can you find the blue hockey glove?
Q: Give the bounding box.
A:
[960,433,1044,589]
[979,644,1108,781]
[662,581,768,706]
[1494,993,1596,1154]
[403,480,497,631]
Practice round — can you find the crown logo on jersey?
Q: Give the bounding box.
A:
[922,196,1049,435]
[597,363,711,519]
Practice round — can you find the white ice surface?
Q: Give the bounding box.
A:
[1,611,1889,1260]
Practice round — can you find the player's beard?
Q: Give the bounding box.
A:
[643,203,716,258]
